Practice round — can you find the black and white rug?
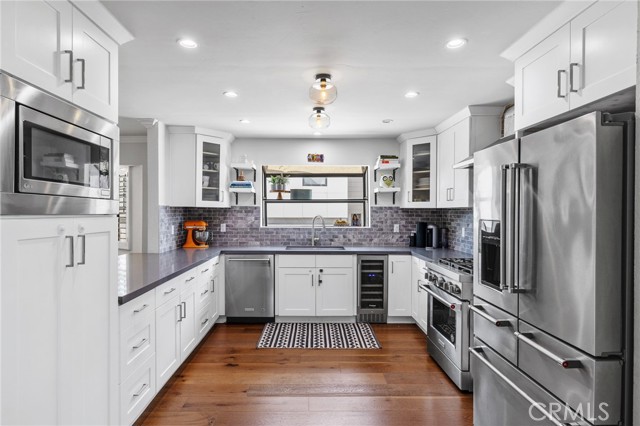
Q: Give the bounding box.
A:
[257,322,381,349]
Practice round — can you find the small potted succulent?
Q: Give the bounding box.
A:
[269,174,289,191]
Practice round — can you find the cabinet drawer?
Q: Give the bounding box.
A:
[195,277,213,313]
[196,303,213,343]
[120,355,156,426]
[198,259,215,278]
[120,320,155,382]
[278,255,315,268]
[119,291,155,333]
[316,255,353,268]
[471,298,517,365]
[155,278,180,307]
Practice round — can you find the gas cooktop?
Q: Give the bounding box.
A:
[438,257,473,275]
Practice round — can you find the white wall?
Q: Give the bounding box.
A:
[230,137,400,208]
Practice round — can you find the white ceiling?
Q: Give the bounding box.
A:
[103,0,562,138]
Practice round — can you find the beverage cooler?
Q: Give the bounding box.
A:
[357,255,387,323]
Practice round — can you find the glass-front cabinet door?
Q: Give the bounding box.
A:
[401,136,437,208]
[196,135,228,207]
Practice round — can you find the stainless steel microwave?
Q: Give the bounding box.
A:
[0,73,119,215]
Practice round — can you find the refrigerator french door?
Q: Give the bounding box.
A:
[472,111,632,426]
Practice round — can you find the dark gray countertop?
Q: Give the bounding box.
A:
[118,246,471,305]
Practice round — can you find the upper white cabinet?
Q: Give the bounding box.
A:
[0,216,118,425]
[167,127,233,208]
[387,255,412,317]
[436,108,501,208]
[0,0,129,122]
[514,0,636,130]
[399,136,437,208]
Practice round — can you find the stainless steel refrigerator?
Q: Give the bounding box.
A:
[470,111,634,426]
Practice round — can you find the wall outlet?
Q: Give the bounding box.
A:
[461,227,466,238]
[171,225,175,234]
[393,224,399,233]
[220,223,227,233]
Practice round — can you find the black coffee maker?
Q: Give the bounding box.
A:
[415,222,440,248]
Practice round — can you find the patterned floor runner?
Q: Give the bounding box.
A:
[257,322,381,349]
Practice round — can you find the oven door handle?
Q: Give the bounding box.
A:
[424,287,461,310]
[469,305,511,327]
[470,347,568,426]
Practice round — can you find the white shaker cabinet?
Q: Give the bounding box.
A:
[0,216,118,425]
[399,136,438,208]
[315,267,355,316]
[278,267,318,316]
[411,256,423,321]
[0,0,124,122]
[387,255,412,317]
[514,0,636,130]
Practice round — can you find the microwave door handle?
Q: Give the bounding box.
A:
[469,347,567,426]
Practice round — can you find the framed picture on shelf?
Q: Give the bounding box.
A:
[351,213,362,227]
[302,177,327,186]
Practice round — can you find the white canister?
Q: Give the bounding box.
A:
[379,173,395,188]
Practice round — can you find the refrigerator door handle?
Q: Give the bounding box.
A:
[500,165,510,291]
[514,332,582,369]
[509,163,532,294]
[470,347,568,426]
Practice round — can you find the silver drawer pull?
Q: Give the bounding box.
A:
[201,318,209,326]
[133,304,149,314]
[227,258,271,263]
[201,289,209,296]
[164,287,176,295]
[470,305,511,327]
[514,332,582,369]
[470,347,566,426]
[201,268,210,274]
[132,383,148,398]
[186,276,195,282]
[132,338,147,350]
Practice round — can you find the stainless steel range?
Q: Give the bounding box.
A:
[423,257,473,391]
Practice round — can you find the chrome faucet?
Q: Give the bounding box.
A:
[311,215,326,246]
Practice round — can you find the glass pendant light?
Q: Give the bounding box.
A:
[309,73,337,105]
[308,107,330,129]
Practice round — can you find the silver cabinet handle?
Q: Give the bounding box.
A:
[76,58,86,89]
[318,270,322,286]
[201,268,210,274]
[201,318,209,327]
[133,304,148,314]
[132,383,148,398]
[569,63,579,93]
[63,50,73,83]
[211,278,215,293]
[391,262,394,274]
[514,332,582,369]
[470,305,511,327]
[310,272,314,286]
[450,187,454,201]
[470,347,566,426]
[185,276,195,282]
[181,301,187,319]
[177,304,183,322]
[132,338,147,350]
[65,236,74,268]
[227,258,271,263]
[77,234,86,265]
[201,289,209,296]
[164,287,176,295]
[519,332,582,369]
[556,69,567,98]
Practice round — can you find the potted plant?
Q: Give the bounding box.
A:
[269,174,289,191]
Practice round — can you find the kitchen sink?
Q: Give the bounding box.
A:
[286,245,346,250]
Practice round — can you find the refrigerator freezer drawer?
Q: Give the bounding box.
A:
[471,297,517,365]
[471,340,593,426]
[517,321,622,425]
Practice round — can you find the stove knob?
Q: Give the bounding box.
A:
[437,277,446,288]
[451,285,461,295]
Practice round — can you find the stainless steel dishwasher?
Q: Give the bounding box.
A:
[225,254,274,323]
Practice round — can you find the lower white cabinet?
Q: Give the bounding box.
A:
[0,216,118,425]
[276,255,355,317]
[411,256,429,334]
[119,355,155,426]
[387,255,412,316]
[154,292,181,389]
[417,284,429,334]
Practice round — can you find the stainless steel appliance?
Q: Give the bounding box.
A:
[225,255,275,323]
[424,257,473,391]
[0,73,118,215]
[471,112,634,426]
[357,255,387,323]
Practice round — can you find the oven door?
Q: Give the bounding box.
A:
[18,105,112,199]
[425,284,469,370]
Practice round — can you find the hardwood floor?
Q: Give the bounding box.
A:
[137,323,473,426]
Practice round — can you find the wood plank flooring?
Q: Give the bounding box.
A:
[136,323,473,426]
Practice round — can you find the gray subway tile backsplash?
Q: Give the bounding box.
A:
[159,206,473,254]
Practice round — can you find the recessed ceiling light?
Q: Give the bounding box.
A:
[313,131,322,136]
[404,91,420,98]
[239,119,251,124]
[382,119,394,124]
[178,38,198,49]
[223,91,238,98]
[446,38,467,49]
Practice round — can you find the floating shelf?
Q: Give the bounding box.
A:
[229,187,256,193]
[373,163,400,182]
[231,162,257,204]
[230,163,257,171]
[374,187,401,205]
